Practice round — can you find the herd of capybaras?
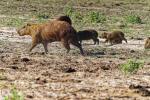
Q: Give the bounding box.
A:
[17,15,150,55]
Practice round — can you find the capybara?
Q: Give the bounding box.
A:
[101,31,127,45]
[56,15,72,25]
[77,29,99,45]
[144,37,150,49]
[17,20,84,55]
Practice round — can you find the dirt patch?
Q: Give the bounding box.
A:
[0,28,150,100]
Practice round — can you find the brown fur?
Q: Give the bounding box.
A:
[101,31,127,45]
[144,37,150,49]
[17,20,84,55]
[77,29,99,45]
[56,15,72,25]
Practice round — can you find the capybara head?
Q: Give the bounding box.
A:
[56,15,72,25]
[17,23,39,36]
[101,32,108,38]
[17,23,32,36]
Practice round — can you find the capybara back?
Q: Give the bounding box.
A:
[77,29,99,45]
[56,15,72,25]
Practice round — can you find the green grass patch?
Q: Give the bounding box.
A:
[0,17,26,27]
[85,11,106,23]
[4,88,24,100]
[124,15,142,24]
[120,59,144,74]
[64,5,74,17]
[64,5,106,25]
[36,13,50,20]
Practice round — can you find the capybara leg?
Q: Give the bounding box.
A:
[93,39,96,45]
[64,43,71,53]
[29,37,38,52]
[124,38,127,43]
[62,40,70,53]
[93,39,99,45]
[114,39,122,44]
[109,40,113,45]
[42,42,48,54]
[79,40,82,44]
[96,39,99,45]
[29,42,37,52]
[144,40,150,49]
[104,39,108,43]
[71,41,84,55]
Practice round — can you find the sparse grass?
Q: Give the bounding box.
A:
[37,13,50,20]
[124,15,142,24]
[64,5,74,17]
[0,0,149,37]
[64,5,106,24]
[64,5,85,27]
[4,88,24,100]
[120,59,144,74]
[0,17,26,27]
[85,11,106,23]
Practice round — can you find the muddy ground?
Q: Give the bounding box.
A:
[0,28,150,100]
[0,0,150,100]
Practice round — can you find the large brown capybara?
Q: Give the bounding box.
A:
[144,37,150,49]
[77,29,99,45]
[56,15,72,25]
[101,31,127,45]
[17,20,84,55]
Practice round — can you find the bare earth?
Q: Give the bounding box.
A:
[0,28,150,100]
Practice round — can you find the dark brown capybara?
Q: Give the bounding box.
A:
[56,15,72,25]
[101,31,127,45]
[77,29,99,45]
[17,20,84,55]
[144,37,150,49]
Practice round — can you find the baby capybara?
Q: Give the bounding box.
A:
[101,31,127,45]
[56,15,72,25]
[77,29,99,45]
[144,37,150,49]
[17,20,84,55]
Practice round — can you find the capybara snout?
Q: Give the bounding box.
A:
[17,23,34,36]
[17,26,26,36]
[77,29,99,45]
